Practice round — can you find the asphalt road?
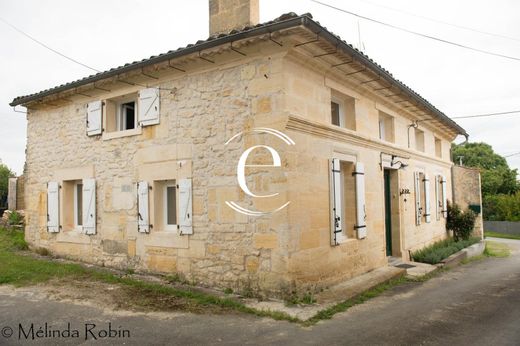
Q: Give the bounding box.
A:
[0,238,519,346]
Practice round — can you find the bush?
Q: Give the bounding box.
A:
[446,202,476,241]
[411,237,480,264]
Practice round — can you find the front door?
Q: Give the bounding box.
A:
[384,170,392,256]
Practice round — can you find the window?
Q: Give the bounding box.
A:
[435,137,442,158]
[105,93,138,133]
[74,182,83,227]
[118,101,136,131]
[165,183,177,228]
[378,111,395,142]
[415,128,425,152]
[153,180,178,231]
[330,91,356,130]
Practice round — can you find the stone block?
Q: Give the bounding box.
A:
[253,233,278,249]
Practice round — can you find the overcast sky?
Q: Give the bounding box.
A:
[1,0,519,175]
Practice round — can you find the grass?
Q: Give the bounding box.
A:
[484,231,520,240]
[484,241,511,258]
[411,237,481,265]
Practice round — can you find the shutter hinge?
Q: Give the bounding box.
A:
[352,171,364,176]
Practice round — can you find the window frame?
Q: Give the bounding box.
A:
[73,181,83,229]
[163,180,178,231]
[116,100,137,131]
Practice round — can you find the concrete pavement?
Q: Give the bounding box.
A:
[0,238,519,345]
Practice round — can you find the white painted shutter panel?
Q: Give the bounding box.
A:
[86,101,102,136]
[137,181,150,233]
[138,88,160,126]
[435,175,441,221]
[354,162,367,239]
[47,182,60,233]
[179,178,193,235]
[423,174,431,223]
[329,158,345,245]
[414,172,422,226]
[441,175,448,218]
[82,179,96,235]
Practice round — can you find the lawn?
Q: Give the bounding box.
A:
[484,231,520,240]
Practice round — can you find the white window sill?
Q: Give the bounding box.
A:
[102,127,142,141]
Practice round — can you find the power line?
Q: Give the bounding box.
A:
[353,0,520,43]
[0,16,101,73]
[504,152,520,158]
[451,110,520,119]
[310,0,520,62]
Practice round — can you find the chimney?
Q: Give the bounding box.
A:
[209,0,259,36]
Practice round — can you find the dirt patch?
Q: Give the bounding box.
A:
[40,279,236,315]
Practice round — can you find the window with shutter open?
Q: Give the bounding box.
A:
[47,182,60,233]
[86,101,102,136]
[435,175,442,221]
[178,178,193,235]
[354,162,367,239]
[137,181,150,233]
[138,88,160,126]
[414,172,422,226]
[423,174,431,223]
[82,178,96,235]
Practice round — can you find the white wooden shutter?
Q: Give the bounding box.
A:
[435,175,441,221]
[82,179,96,235]
[441,175,448,218]
[138,88,160,126]
[47,182,60,233]
[137,181,150,233]
[329,158,345,245]
[423,174,431,223]
[179,178,193,235]
[86,101,102,136]
[354,162,367,239]
[414,172,422,225]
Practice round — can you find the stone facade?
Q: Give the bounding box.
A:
[452,165,484,238]
[21,24,463,296]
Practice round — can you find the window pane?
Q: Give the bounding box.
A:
[77,184,83,226]
[331,102,340,126]
[166,186,177,225]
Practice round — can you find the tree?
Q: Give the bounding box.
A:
[452,142,519,196]
[0,163,16,208]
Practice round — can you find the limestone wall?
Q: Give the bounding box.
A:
[452,165,484,238]
[24,41,291,294]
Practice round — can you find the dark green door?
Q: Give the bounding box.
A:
[384,170,392,256]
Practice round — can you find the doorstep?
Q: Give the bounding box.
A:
[388,257,438,278]
[245,265,405,320]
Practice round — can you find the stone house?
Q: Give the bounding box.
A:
[10,0,469,295]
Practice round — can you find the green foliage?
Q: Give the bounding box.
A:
[483,192,520,221]
[411,237,480,264]
[7,211,23,226]
[452,142,519,197]
[484,241,510,258]
[447,202,477,241]
[0,163,15,208]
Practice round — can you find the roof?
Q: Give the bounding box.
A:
[10,12,467,136]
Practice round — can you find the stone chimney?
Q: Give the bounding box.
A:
[209,0,259,36]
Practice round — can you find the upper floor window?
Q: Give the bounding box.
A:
[330,91,356,131]
[378,111,395,143]
[86,87,161,138]
[415,128,425,152]
[434,137,442,158]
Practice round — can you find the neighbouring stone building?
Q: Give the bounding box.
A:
[11,1,473,295]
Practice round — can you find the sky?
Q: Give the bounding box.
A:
[0,0,519,176]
